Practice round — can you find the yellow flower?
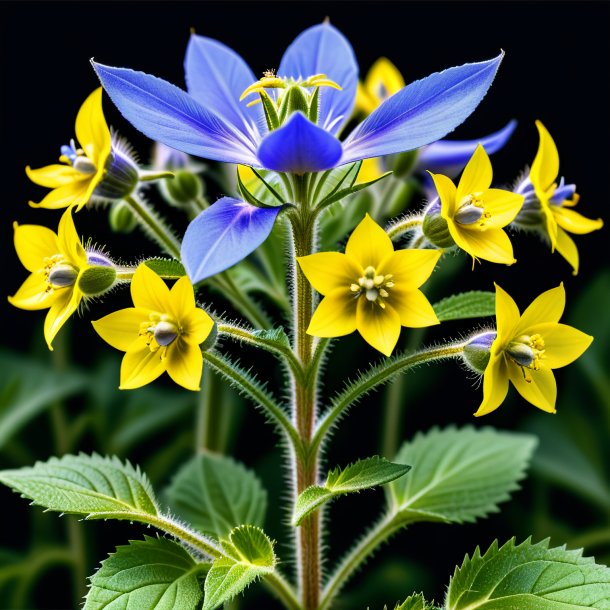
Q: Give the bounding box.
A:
[26,88,112,211]
[354,58,405,184]
[298,214,440,356]
[527,120,603,274]
[428,145,524,265]
[92,264,214,391]
[476,283,593,416]
[8,209,89,350]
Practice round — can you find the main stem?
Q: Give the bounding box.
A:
[290,175,320,610]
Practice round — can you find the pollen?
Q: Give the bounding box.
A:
[352,266,394,307]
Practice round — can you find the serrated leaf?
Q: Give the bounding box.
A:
[84,536,206,610]
[432,291,495,321]
[0,453,159,521]
[293,457,410,526]
[203,525,276,610]
[143,257,186,278]
[0,350,86,449]
[251,327,291,349]
[395,593,433,609]
[388,427,536,525]
[446,537,610,609]
[164,453,267,539]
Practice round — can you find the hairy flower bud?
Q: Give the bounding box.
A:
[162,169,205,207]
[94,150,139,200]
[109,200,138,233]
[463,331,497,374]
[422,199,455,248]
[78,265,117,296]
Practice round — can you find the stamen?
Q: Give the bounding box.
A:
[352,266,395,307]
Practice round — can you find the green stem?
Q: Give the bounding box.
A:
[124,193,182,259]
[288,174,321,610]
[195,366,222,453]
[319,513,400,610]
[386,215,424,241]
[312,344,465,454]
[203,350,302,457]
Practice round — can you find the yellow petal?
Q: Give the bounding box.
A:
[356,157,384,184]
[92,308,148,351]
[555,227,579,275]
[119,341,167,390]
[355,81,377,115]
[386,287,439,328]
[481,189,524,228]
[345,214,394,268]
[44,288,81,350]
[168,276,197,319]
[553,206,603,235]
[474,353,509,416]
[166,340,204,391]
[13,222,59,273]
[514,283,565,335]
[8,273,58,310]
[130,264,171,313]
[298,252,361,296]
[457,144,493,202]
[307,288,357,337]
[26,164,89,188]
[356,298,401,356]
[526,322,593,369]
[531,120,559,192]
[29,181,91,210]
[75,88,112,168]
[429,172,458,218]
[494,284,520,347]
[378,249,441,290]
[542,200,558,250]
[450,226,516,265]
[508,361,557,413]
[183,307,214,346]
[364,57,405,102]
[57,209,87,267]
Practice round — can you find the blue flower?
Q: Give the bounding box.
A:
[92,23,503,175]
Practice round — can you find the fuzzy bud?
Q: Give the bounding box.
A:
[94,150,139,200]
[462,331,497,374]
[78,265,117,296]
[109,201,137,233]
[422,199,455,248]
[162,169,205,207]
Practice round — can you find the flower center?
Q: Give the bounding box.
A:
[350,266,394,308]
[506,333,546,381]
[454,193,492,228]
[140,313,181,352]
[43,255,79,291]
[60,139,96,175]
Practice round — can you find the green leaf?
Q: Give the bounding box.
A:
[293,457,410,526]
[388,427,536,525]
[446,538,610,609]
[203,525,276,610]
[0,350,87,450]
[144,257,186,278]
[317,169,391,210]
[432,291,496,321]
[84,536,206,610]
[251,327,291,349]
[0,453,159,521]
[164,453,267,539]
[395,593,435,609]
[312,161,361,205]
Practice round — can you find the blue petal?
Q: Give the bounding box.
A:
[278,23,358,136]
[185,34,265,137]
[416,119,517,176]
[550,178,577,205]
[257,112,342,173]
[181,197,280,283]
[341,53,504,165]
[92,62,259,166]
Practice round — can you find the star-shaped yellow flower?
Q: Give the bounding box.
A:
[26,88,112,211]
[529,120,603,274]
[8,209,89,349]
[476,283,593,416]
[92,264,214,391]
[298,214,440,356]
[429,144,524,265]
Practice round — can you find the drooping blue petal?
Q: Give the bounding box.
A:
[416,119,517,175]
[550,177,577,205]
[341,54,504,165]
[185,34,265,137]
[92,62,259,166]
[257,112,342,173]
[181,197,280,283]
[278,23,358,136]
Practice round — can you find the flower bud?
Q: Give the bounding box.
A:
[161,169,205,207]
[462,331,497,374]
[422,199,455,248]
[511,177,543,229]
[78,265,117,296]
[94,150,139,200]
[109,200,137,233]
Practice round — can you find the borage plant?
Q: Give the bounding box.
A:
[4,21,609,610]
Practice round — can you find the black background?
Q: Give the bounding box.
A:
[1,2,609,608]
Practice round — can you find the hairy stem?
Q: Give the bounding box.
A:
[386,215,424,240]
